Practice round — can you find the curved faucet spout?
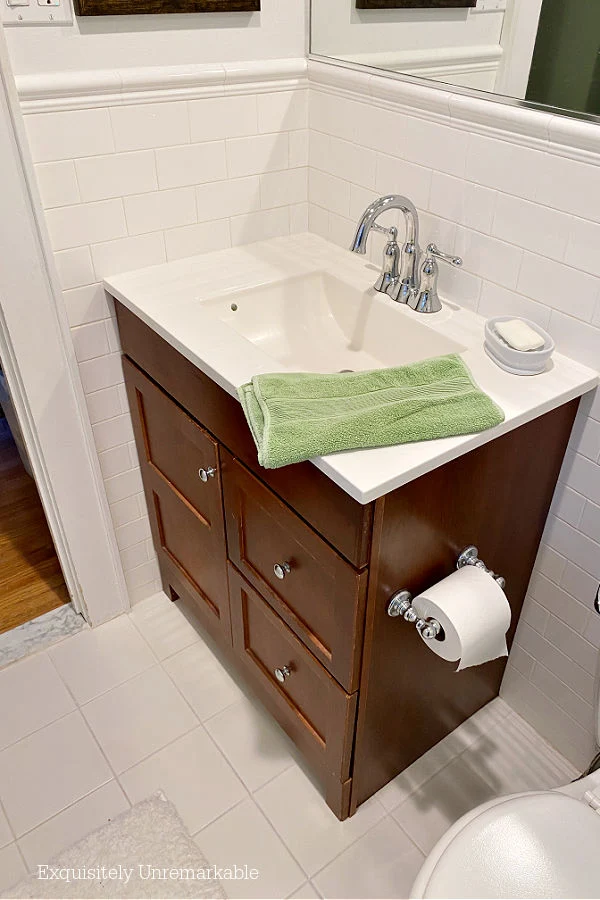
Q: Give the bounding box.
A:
[350,194,418,254]
[350,194,420,303]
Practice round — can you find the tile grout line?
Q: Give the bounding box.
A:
[44,652,128,797]
[122,611,264,801]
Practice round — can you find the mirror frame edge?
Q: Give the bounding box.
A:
[307,51,600,128]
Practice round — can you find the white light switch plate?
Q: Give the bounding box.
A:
[1,0,72,25]
[474,0,507,11]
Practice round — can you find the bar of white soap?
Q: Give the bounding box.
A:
[494,319,546,352]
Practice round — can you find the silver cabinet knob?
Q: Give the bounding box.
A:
[273,562,291,580]
[198,466,216,482]
[274,665,291,683]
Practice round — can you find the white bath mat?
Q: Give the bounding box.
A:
[7,793,226,899]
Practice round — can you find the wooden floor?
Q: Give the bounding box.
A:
[0,426,68,634]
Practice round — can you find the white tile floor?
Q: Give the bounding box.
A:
[0,592,579,899]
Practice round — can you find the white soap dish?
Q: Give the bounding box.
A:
[484,316,554,376]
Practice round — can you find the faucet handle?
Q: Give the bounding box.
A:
[371,223,398,239]
[373,226,400,295]
[426,243,462,268]
[408,243,462,314]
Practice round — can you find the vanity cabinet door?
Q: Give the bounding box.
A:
[229,565,357,802]
[123,358,230,642]
[222,449,367,693]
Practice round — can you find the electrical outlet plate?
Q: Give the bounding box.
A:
[1,0,72,25]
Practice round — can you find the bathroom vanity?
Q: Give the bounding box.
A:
[107,234,597,819]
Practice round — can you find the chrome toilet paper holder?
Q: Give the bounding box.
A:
[386,545,505,640]
[386,589,443,640]
[456,545,505,589]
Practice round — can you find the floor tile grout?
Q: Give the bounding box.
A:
[0,655,79,756]
[305,811,425,886]
[13,779,130,856]
[237,794,308,887]
[11,774,116,846]
[0,796,16,847]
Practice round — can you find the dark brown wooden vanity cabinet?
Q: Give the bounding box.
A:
[116,300,579,820]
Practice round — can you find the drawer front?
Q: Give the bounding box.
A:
[124,359,230,642]
[229,565,357,784]
[222,450,367,692]
[115,302,373,569]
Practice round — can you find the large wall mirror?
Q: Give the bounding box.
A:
[310,0,600,121]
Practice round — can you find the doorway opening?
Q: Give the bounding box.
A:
[0,363,69,634]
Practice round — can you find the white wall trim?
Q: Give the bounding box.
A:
[18,51,599,166]
[309,58,600,165]
[338,44,502,81]
[495,0,543,99]
[16,58,308,113]
[0,26,129,627]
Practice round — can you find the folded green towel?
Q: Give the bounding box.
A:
[238,354,504,469]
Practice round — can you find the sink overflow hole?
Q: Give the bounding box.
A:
[338,369,354,373]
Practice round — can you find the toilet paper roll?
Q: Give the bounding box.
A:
[412,565,511,671]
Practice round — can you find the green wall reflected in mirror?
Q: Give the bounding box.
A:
[526,0,600,117]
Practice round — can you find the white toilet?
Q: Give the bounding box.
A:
[411,705,600,898]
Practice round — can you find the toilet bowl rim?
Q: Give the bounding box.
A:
[410,789,583,899]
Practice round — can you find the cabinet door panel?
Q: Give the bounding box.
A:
[123,358,230,641]
[222,450,367,692]
[123,356,218,518]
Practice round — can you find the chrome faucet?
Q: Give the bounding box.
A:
[350,195,463,312]
[350,195,420,305]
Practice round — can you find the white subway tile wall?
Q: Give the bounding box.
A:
[25,89,309,607]
[308,85,600,769]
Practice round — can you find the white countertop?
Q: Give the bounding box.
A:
[105,233,598,505]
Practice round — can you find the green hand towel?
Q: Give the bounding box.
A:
[238,354,504,469]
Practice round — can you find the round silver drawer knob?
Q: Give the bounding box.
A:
[198,466,216,482]
[274,665,291,683]
[273,562,291,580]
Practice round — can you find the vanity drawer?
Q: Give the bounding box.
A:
[123,357,220,520]
[229,565,357,785]
[115,302,373,569]
[222,450,367,692]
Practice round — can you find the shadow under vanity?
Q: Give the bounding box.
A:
[113,297,581,821]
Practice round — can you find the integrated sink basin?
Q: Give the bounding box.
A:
[104,232,598,503]
[201,271,465,373]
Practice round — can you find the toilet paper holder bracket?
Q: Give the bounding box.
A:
[456,545,505,590]
[386,590,443,640]
[386,546,505,639]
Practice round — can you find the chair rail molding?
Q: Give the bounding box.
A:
[16,58,309,113]
[308,58,600,165]
[337,44,503,85]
